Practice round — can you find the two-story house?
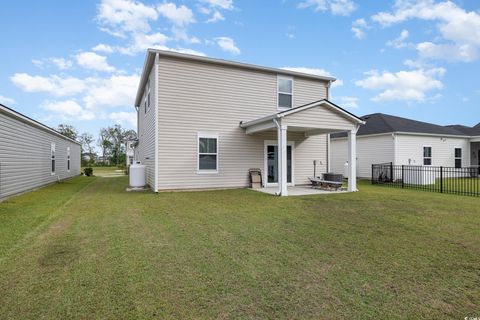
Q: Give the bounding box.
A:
[134,49,364,196]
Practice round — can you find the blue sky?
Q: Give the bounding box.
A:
[1,0,479,139]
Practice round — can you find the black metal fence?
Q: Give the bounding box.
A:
[372,162,480,197]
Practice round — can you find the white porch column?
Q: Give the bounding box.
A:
[347,129,357,192]
[277,123,288,196]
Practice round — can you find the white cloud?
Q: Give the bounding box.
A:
[109,111,137,127]
[41,100,95,121]
[157,2,195,27]
[32,57,73,70]
[0,94,16,105]
[92,43,115,53]
[75,52,116,72]
[206,11,225,23]
[118,32,169,55]
[298,0,357,16]
[11,72,141,116]
[372,0,480,62]
[337,96,359,108]
[281,67,343,87]
[416,42,477,62]
[386,29,409,48]
[355,67,446,102]
[351,18,368,39]
[96,0,158,36]
[83,74,140,110]
[52,58,73,70]
[215,37,240,55]
[11,73,87,96]
[200,0,234,10]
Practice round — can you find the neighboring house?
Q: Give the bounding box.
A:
[135,49,364,196]
[125,140,136,166]
[82,152,97,163]
[96,156,110,165]
[0,104,81,200]
[330,113,480,178]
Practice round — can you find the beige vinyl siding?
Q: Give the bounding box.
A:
[395,134,471,167]
[293,77,328,106]
[136,64,156,188]
[156,56,329,190]
[0,111,80,200]
[330,134,394,178]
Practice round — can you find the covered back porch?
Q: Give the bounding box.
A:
[240,100,365,196]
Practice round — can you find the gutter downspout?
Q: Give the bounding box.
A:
[154,53,160,193]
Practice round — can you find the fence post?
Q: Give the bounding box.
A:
[402,165,404,188]
[371,164,374,184]
[390,162,393,182]
[440,166,443,193]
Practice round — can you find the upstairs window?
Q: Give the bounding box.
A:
[67,147,71,172]
[423,146,432,166]
[144,79,150,114]
[454,148,462,168]
[198,134,218,172]
[51,143,56,174]
[278,76,293,109]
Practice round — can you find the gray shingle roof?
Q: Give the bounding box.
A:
[331,113,478,138]
[445,124,480,136]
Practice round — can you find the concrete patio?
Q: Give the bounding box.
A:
[253,185,348,196]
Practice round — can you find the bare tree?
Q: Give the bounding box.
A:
[97,128,112,164]
[79,132,95,154]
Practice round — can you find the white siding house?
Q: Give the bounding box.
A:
[0,104,81,200]
[331,113,480,178]
[135,49,364,195]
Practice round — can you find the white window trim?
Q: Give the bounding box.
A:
[423,145,432,166]
[144,79,150,116]
[277,75,294,110]
[454,147,462,168]
[51,142,56,175]
[197,133,219,174]
[263,140,295,187]
[67,147,71,172]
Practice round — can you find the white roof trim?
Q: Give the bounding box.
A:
[135,49,337,107]
[0,104,81,145]
[333,131,474,140]
[395,131,471,139]
[240,100,365,128]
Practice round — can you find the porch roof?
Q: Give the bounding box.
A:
[239,99,365,135]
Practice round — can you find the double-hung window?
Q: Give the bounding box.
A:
[51,143,56,174]
[198,134,218,172]
[67,147,71,172]
[277,76,293,109]
[144,79,150,114]
[423,146,432,165]
[454,148,462,168]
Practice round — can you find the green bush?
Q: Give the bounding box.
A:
[84,167,93,177]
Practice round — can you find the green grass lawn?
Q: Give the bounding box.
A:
[0,177,478,319]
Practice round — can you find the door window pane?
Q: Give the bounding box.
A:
[267,145,292,183]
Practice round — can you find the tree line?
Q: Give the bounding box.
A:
[56,124,137,167]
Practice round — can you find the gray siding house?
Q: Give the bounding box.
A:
[331,113,480,178]
[0,104,81,200]
[135,50,364,196]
